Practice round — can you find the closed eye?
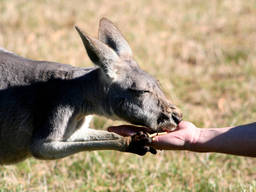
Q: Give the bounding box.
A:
[127,88,150,95]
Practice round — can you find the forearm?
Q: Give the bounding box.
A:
[190,122,256,157]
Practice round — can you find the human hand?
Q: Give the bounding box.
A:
[150,121,200,150]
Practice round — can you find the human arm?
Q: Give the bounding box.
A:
[151,121,256,157]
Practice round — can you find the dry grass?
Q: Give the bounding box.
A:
[0,0,256,191]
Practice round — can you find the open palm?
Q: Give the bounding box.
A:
[151,121,200,150]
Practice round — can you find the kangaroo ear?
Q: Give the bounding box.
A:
[98,18,132,58]
[75,26,120,79]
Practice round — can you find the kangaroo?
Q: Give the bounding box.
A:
[0,18,182,164]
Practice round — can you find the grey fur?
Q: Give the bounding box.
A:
[0,18,182,164]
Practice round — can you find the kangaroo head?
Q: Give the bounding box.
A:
[76,18,182,132]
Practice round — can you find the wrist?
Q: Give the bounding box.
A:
[188,128,225,152]
[184,127,202,151]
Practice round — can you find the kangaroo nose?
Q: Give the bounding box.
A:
[172,111,183,124]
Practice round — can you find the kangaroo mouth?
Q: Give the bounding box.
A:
[157,122,178,132]
[108,113,181,137]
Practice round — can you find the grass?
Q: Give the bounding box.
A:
[0,0,256,191]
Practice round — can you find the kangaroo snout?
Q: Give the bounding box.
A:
[156,103,183,132]
[168,104,183,128]
[172,110,183,124]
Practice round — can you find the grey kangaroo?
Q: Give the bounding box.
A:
[0,18,182,164]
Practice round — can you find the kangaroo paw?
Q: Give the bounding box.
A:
[125,131,157,156]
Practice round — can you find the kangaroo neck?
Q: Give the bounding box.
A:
[79,68,112,117]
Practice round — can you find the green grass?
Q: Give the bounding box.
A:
[1,0,256,191]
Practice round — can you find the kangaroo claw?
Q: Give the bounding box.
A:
[125,131,157,156]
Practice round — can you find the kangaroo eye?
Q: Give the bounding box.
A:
[128,88,150,95]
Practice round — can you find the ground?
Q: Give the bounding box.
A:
[0,0,256,191]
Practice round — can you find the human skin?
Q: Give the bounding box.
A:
[151,121,256,157]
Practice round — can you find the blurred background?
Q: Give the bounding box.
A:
[0,0,256,191]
